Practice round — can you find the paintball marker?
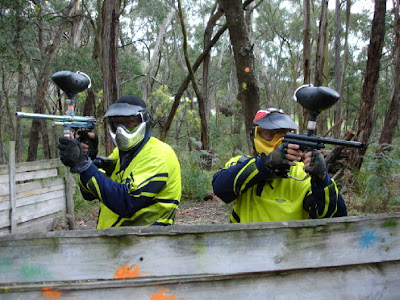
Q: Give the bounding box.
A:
[16,70,95,143]
[278,84,364,180]
[16,71,116,170]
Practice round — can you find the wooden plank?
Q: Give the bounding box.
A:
[0,210,10,229]
[0,213,398,286]
[9,141,16,233]
[15,213,62,234]
[0,183,9,196]
[17,196,65,223]
[15,168,59,182]
[16,177,64,193]
[65,168,75,230]
[0,261,399,299]
[0,183,65,210]
[15,158,62,173]
[0,164,8,175]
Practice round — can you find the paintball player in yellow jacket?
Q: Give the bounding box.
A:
[58,95,181,228]
[212,108,347,223]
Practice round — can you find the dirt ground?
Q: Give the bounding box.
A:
[73,196,232,230]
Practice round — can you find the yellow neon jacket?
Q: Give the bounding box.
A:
[78,136,181,228]
[212,155,347,223]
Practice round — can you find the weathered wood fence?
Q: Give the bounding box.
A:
[0,141,75,235]
[0,213,399,299]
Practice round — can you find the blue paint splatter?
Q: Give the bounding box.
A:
[359,230,378,250]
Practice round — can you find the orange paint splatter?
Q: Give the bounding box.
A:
[244,67,250,72]
[114,263,144,279]
[38,287,78,300]
[150,288,176,300]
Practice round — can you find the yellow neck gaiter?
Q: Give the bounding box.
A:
[254,127,284,155]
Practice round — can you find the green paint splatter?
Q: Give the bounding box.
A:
[242,82,247,90]
[0,255,12,272]
[21,264,51,281]
[193,240,206,256]
[382,218,397,228]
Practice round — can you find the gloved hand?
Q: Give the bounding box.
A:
[261,143,291,171]
[304,150,327,180]
[78,130,98,159]
[58,137,88,168]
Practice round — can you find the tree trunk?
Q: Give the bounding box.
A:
[177,0,209,149]
[101,0,121,155]
[246,1,272,106]
[219,0,260,152]
[377,1,400,153]
[0,94,4,164]
[303,0,311,85]
[27,0,79,162]
[143,5,175,101]
[203,1,224,124]
[348,0,387,169]
[70,0,83,47]
[333,0,342,138]
[160,24,227,141]
[315,0,328,87]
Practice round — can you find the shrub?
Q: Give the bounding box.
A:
[179,150,213,202]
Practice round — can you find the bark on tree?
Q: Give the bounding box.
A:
[143,5,175,101]
[334,0,351,139]
[27,0,79,161]
[315,0,328,87]
[219,0,260,152]
[177,0,209,150]
[377,1,400,153]
[0,94,4,164]
[101,0,121,155]
[333,0,342,138]
[246,1,272,106]
[70,0,83,47]
[303,0,311,85]
[203,1,224,124]
[348,0,387,169]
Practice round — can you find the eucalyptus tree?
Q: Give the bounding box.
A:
[218,0,260,152]
[377,1,400,153]
[349,0,387,170]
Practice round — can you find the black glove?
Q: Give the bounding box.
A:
[78,130,98,159]
[58,137,88,168]
[304,150,327,181]
[260,144,290,176]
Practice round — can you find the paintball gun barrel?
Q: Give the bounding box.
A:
[15,112,96,130]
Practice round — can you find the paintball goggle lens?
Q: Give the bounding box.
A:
[107,114,143,134]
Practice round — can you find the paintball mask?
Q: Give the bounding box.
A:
[104,95,151,152]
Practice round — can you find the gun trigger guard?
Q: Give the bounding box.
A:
[287,174,310,181]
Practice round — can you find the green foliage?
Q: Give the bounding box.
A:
[350,144,400,214]
[72,177,99,221]
[148,85,174,126]
[179,150,213,202]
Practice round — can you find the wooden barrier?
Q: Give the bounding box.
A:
[0,213,399,299]
[0,141,75,235]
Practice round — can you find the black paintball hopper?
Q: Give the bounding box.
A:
[51,71,91,98]
[294,85,340,116]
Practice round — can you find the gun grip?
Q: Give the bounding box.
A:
[77,129,98,159]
